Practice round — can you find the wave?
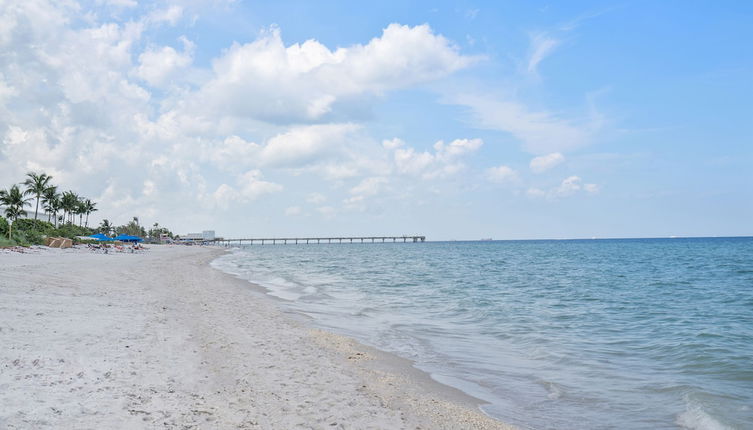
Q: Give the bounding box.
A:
[676,395,733,430]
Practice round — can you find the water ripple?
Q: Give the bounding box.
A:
[212,237,753,430]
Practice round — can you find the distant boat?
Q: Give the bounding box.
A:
[480,238,493,241]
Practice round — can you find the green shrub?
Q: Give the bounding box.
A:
[13,218,55,235]
[8,229,46,246]
[27,230,45,245]
[50,223,94,239]
[0,216,8,238]
[10,230,31,246]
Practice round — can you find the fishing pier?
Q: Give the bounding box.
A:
[214,235,426,246]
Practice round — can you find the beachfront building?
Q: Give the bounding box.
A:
[179,230,215,243]
[0,205,53,221]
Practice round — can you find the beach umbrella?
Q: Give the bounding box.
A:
[114,234,143,242]
[89,233,114,241]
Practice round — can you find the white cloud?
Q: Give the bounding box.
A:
[583,183,600,193]
[343,177,389,211]
[147,5,184,26]
[134,38,194,87]
[207,170,282,210]
[236,169,283,200]
[142,180,156,196]
[350,177,388,197]
[556,175,583,196]
[486,165,518,184]
[260,123,360,167]
[98,0,138,7]
[210,183,238,210]
[394,147,435,176]
[382,137,404,150]
[527,175,600,200]
[189,23,479,123]
[200,123,367,176]
[454,94,595,154]
[317,163,362,180]
[530,152,565,173]
[390,138,483,179]
[527,32,560,74]
[205,135,260,169]
[0,1,487,233]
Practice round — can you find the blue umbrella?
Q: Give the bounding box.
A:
[114,234,143,242]
[89,233,114,241]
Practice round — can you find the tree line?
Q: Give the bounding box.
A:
[1,172,173,245]
[0,172,96,239]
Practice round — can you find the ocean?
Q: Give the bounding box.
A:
[211,237,753,429]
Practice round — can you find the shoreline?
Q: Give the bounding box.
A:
[207,247,506,421]
[0,245,515,429]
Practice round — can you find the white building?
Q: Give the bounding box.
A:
[182,230,215,241]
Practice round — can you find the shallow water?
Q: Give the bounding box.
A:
[211,237,753,429]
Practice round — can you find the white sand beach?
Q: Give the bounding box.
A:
[0,246,514,429]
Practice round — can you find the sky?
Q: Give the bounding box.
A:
[0,0,751,240]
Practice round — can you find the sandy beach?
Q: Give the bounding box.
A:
[0,245,513,429]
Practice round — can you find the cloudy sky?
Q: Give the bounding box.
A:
[1,1,751,239]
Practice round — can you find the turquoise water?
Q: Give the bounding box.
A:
[211,238,753,429]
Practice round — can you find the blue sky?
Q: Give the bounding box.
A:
[0,1,751,239]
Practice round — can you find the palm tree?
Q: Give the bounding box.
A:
[0,185,31,238]
[23,172,53,221]
[75,199,86,227]
[99,219,113,236]
[42,186,59,223]
[83,199,97,228]
[61,191,78,224]
[47,195,62,228]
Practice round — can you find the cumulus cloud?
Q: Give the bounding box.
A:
[200,123,365,177]
[530,152,565,173]
[0,1,486,231]
[208,170,282,209]
[237,169,283,199]
[382,137,404,150]
[147,5,184,26]
[389,138,483,179]
[527,175,600,200]
[189,23,478,123]
[343,176,390,210]
[486,165,518,184]
[556,175,584,196]
[260,123,360,167]
[134,38,194,87]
